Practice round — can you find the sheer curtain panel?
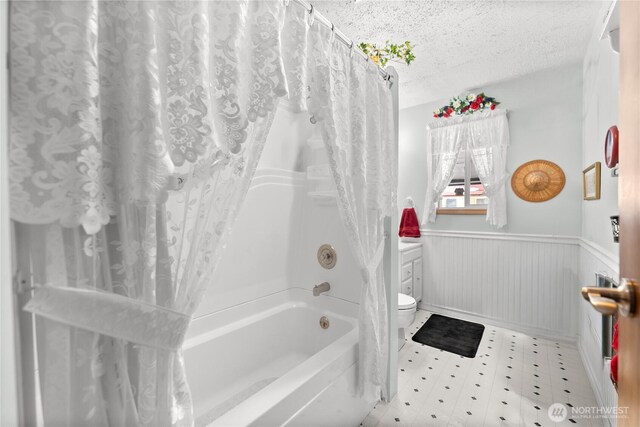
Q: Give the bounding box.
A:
[304,21,397,402]
[422,110,510,228]
[11,1,287,425]
[10,1,397,425]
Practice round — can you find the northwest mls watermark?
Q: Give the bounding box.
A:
[548,403,629,423]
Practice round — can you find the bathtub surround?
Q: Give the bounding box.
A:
[195,166,309,315]
[10,2,397,426]
[422,110,510,228]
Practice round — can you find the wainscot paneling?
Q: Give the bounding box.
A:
[420,230,580,340]
[578,240,619,427]
[420,230,619,422]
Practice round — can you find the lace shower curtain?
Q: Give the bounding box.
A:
[11,1,288,425]
[10,1,396,425]
[304,21,397,402]
[422,110,510,228]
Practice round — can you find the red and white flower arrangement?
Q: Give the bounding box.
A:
[433,93,500,118]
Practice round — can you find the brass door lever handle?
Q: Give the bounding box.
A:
[581,279,637,317]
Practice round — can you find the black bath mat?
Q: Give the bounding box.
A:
[412,314,485,358]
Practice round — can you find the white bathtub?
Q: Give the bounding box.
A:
[183,288,372,426]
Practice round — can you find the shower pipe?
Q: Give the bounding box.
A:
[291,0,393,84]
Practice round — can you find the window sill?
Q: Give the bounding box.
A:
[436,208,487,215]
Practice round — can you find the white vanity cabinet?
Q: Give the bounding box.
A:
[398,242,423,303]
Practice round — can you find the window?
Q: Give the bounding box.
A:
[423,110,508,227]
[437,149,488,214]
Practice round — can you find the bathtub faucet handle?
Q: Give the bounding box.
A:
[313,282,331,296]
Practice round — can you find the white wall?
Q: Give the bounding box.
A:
[399,63,584,236]
[193,105,362,319]
[581,11,619,257]
[399,63,585,340]
[577,4,620,421]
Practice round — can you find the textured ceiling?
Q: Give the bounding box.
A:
[311,0,603,108]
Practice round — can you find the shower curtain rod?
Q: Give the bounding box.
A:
[291,0,392,82]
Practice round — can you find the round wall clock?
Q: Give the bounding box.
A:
[605,125,619,168]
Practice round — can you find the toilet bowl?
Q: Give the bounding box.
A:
[398,293,417,351]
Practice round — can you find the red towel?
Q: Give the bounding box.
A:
[399,208,421,238]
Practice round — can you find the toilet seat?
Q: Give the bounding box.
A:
[398,293,416,310]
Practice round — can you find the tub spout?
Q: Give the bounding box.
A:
[313,282,331,296]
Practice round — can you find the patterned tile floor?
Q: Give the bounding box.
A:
[361,309,603,427]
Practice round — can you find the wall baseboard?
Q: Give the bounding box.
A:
[578,336,606,412]
[577,336,617,427]
[418,303,577,343]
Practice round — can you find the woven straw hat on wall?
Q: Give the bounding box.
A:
[511,160,566,202]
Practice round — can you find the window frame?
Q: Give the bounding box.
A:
[436,150,487,216]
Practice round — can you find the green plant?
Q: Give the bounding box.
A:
[357,40,415,67]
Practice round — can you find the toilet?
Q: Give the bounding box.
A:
[397,293,417,350]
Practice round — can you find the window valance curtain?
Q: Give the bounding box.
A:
[9,1,396,425]
[422,110,510,229]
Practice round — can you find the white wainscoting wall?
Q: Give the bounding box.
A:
[578,239,619,427]
[420,230,580,340]
[419,229,618,425]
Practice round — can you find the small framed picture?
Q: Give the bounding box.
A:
[583,162,601,200]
